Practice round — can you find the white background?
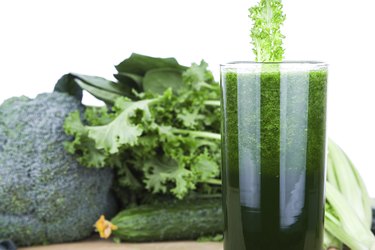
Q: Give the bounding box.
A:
[1,0,374,196]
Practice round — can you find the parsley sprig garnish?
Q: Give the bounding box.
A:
[249,0,286,62]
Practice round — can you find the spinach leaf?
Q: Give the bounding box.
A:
[114,72,143,92]
[54,73,134,103]
[75,79,123,104]
[143,68,185,95]
[54,74,83,101]
[75,74,129,95]
[115,53,187,76]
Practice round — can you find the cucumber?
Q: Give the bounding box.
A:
[110,198,223,242]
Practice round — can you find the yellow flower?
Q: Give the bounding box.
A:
[94,215,118,239]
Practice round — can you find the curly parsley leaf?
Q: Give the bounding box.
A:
[249,0,286,62]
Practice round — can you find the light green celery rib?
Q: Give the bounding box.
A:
[346,151,373,228]
[323,229,342,250]
[325,182,375,250]
[328,140,372,228]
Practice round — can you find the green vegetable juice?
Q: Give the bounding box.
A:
[220,62,328,250]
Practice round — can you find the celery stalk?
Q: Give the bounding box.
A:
[327,140,371,227]
[346,152,373,229]
[325,140,374,249]
[325,182,375,250]
[323,228,342,250]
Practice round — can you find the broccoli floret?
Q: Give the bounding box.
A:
[0,92,117,246]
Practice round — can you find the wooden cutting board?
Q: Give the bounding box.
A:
[20,240,223,250]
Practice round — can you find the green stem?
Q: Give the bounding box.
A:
[189,193,222,199]
[199,82,217,90]
[173,129,221,140]
[201,178,222,185]
[204,100,220,106]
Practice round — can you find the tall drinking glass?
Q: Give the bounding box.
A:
[220,62,328,250]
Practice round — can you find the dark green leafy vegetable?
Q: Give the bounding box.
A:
[62,56,221,200]
[54,73,134,102]
[143,68,185,94]
[114,72,143,92]
[55,54,190,104]
[54,73,83,101]
[114,53,187,96]
[75,79,124,104]
[115,53,187,75]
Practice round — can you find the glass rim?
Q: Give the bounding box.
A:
[221,61,328,67]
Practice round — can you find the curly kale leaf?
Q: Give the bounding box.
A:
[64,61,221,200]
[65,93,167,157]
[87,99,153,154]
[142,157,194,199]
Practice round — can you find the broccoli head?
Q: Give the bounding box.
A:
[0,92,117,246]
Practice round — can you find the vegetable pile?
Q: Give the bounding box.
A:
[0,0,372,248]
[56,54,222,202]
[56,52,375,249]
[55,0,374,248]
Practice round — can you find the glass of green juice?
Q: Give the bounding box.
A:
[220,62,328,250]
